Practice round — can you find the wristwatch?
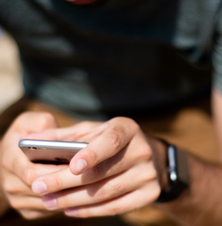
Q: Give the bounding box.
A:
[156,139,189,202]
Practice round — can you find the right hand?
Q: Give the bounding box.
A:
[0,112,66,219]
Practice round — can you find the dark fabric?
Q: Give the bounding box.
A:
[0,0,221,120]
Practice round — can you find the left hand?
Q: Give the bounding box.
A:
[30,117,161,218]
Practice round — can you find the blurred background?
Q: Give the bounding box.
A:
[0,28,24,113]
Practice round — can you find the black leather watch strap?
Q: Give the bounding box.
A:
[156,139,189,203]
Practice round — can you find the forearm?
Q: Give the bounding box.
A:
[155,154,222,226]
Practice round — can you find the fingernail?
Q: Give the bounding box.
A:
[43,195,57,209]
[65,208,78,217]
[32,180,47,194]
[76,159,87,174]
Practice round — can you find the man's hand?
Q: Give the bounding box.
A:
[0,112,66,219]
[31,117,162,218]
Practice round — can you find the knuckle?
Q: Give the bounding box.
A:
[88,149,98,165]
[106,180,123,197]
[3,181,19,195]
[95,186,108,201]
[108,131,121,150]
[89,163,105,180]
[14,112,57,130]
[113,117,140,131]
[1,155,9,170]
[144,181,161,203]
[10,199,23,210]
[76,209,90,218]
[37,112,57,129]
[148,169,157,182]
[58,196,71,209]
[124,117,138,127]
[19,210,46,220]
[15,112,30,122]
[95,180,123,202]
[14,112,35,127]
[149,163,158,179]
[141,145,152,160]
[22,167,36,186]
[151,183,161,202]
[107,205,120,216]
[20,211,36,220]
[141,164,157,183]
[53,176,64,190]
[108,117,140,149]
[135,145,152,163]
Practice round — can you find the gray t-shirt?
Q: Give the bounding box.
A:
[0,0,221,120]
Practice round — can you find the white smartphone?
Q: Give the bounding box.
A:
[19,139,88,164]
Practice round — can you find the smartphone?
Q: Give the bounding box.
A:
[19,139,88,164]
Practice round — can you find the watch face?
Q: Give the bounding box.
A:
[156,141,188,203]
[167,145,178,182]
[167,144,189,184]
[176,147,189,184]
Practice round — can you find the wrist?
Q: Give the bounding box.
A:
[149,137,170,192]
[149,137,189,202]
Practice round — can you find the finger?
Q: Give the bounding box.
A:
[30,147,132,195]
[70,117,139,175]
[53,121,105,142]
[9,112,59,135]
[2,133,67,187]
[19,209,55,220]
[41,161,157,210]
[31,131,152,195]
[10,158,67,187]
[24,121,104,143]
[64,180,161,218]
[31,167,81,195]
[2,165,67,197]
[7,194,46,211]
[2,112,61,177]
[3,171,36,197]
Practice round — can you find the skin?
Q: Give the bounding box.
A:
[0,112,163,219]
[0,1,222,224]
[0,2,164,219]
[0,89,222,226]
[0,112,68,219]
[30,118,164,216]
